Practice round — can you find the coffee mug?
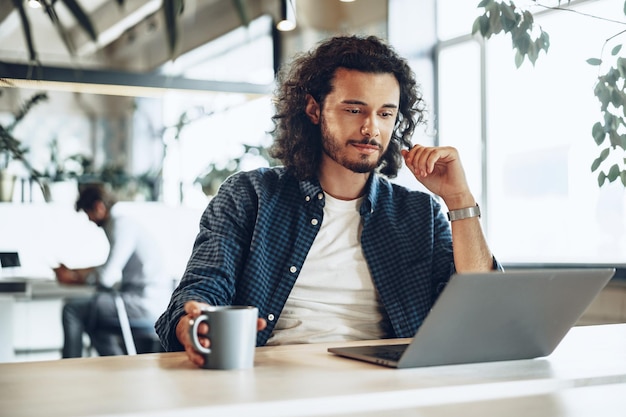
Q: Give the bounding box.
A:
[188,305,258,370]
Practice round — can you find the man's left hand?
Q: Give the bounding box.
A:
[402,145,472,207]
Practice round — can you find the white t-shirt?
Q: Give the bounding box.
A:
[267,193,387,345]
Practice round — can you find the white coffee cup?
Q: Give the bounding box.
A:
[189,305,258,370]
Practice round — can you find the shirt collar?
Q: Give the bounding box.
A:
[297,172,380,214]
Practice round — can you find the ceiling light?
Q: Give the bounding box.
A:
[276,0,296,32]
[27,0,42,9]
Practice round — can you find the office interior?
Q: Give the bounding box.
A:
[0,0,624,363]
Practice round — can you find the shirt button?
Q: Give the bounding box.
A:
[311,218,319,226]
[317,193,323,200]
[268,314,275,321]
[289,266,297,273]
[305,195,311,202]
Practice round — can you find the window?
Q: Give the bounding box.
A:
[437,0,626,265]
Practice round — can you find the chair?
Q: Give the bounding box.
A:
[92,277,179,356]
[113,294,163,355]
[88,293,163,356]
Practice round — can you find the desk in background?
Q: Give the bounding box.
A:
[0,277,94,362]
[0,202,203,362]
[0,324,625,417]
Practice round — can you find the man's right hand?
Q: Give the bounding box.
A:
[175,300,267,368]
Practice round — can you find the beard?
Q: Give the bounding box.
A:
[320,116,384,174]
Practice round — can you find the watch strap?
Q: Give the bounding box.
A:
[447,204,481,222]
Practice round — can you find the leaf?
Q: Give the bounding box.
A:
[609,130,621,148]
[592,122,606,145]
[473,14,491,37]
[611,88,623,108]
[591,148,610,171]
[500,2,516,21]
[501,15,517,32]
[515,50,524,68]
[488,6,503,35]
[522,10,534,26]
[471,16,482,35]
[605,67,619,86]
[527,40,539,65]
[539,30,550,53]
[607,164,621,182]
[617,57,626,77]
[586,58,602,66]
[478,0,493,7]
[597,171,607,187]
[611,44,622,56]
[594,82,611,110]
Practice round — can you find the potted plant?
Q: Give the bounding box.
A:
[194,144,277,196]
[0,91,48,201]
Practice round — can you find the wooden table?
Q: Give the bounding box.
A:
[1,324,625,417]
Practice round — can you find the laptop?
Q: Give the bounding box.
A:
[328,268,615,368]
[0,252,22,279]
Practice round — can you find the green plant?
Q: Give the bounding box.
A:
[0,91,47,176]
[473,0,626,187]
[195,144,277,196]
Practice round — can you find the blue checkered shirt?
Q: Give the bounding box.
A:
[156,167,480,350]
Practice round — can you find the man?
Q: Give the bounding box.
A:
[155,35,499,368]
[54,183,170,357]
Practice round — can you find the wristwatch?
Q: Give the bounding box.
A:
[447,204,481,222]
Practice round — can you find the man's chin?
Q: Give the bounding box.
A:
[346,161,378,174]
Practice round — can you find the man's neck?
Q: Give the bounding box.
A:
[317,159,371,201]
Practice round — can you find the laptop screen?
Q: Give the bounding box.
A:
[0,252,21,268]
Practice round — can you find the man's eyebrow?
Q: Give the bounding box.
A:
[341,99,398,109]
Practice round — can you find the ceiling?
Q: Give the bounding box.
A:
[0,0,387,74]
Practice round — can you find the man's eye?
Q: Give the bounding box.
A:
[346,108,361,114]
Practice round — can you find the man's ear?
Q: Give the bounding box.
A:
[94,200,107,216]
[305,94,320,125]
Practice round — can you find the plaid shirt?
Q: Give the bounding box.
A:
[156,167,474,350]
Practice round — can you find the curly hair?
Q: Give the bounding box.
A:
[75,183,117,212]
[269,35,427,180]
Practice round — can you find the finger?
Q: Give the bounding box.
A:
[185,345,206,367]
[184,300,212,318]
[405,145,430,177]
[196,321,209,338]
[257,318,267,331]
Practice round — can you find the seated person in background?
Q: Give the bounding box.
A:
[156,35,501,368]
[54,183,171,357]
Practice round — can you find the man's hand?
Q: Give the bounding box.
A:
[402,145,474,208]
[53,264,80,285]
[176,300,267,368]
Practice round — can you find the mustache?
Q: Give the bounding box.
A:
[349,138,383,149]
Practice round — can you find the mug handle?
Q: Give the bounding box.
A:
[189,314,211,354]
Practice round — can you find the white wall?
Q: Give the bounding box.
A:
[0,202,204,281]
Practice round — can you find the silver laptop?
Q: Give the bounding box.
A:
[328,268,615,368]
